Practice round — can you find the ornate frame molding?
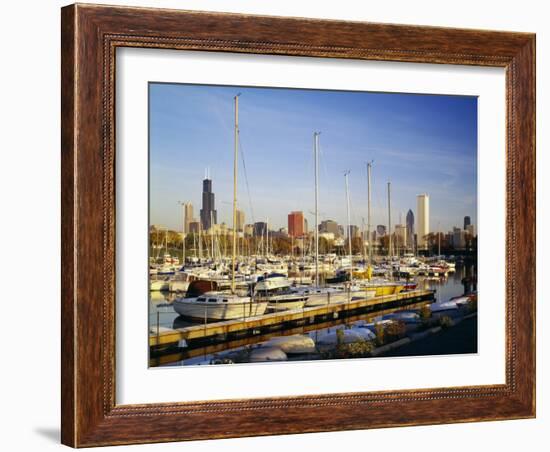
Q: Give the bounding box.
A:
[62,4,535,447]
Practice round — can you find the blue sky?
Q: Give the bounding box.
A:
[149,83,477,233]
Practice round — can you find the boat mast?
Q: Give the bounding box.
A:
[344,171,353,286]
[438,221,441,257]
[211,211,214,260]
[387,181,392,259]
[314,132,320,287]
[361,217,366,266]
[367,161,372,269]
[199,221,202,260]
[179,201,186,265]
[164,228,168,259]
[155,228,159,261]
[231,94,240,294]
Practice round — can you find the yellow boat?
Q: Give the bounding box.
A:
[351,268,404,296]
[328,266,404,296]
[370,284,404,296]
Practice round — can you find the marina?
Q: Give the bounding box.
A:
[148,87,478,367]
[149,262,477,366]
[150,289,435,347]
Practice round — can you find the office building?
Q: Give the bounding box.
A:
[417,194,430,249]
[406,209,414,249]
[288,211,305,237]
[253,222,268,237]
[319,219,339,236]
[182,202,194,233]
[235,209,245,232]
[452,227,466,249]
[200,174,217,231]
[188,221,200,234]
[395,224,408,249]
[348,225,360,239]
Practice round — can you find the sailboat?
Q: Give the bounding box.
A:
[150,228,174,291]
[352,174,405,296]
[173,95,268,321]
[254,272,309,311]
[299,135,375,307]
[325,164,404,296]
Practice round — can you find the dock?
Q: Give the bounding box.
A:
[150,289,435,348]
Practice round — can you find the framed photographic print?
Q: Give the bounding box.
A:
[61,3,536,447]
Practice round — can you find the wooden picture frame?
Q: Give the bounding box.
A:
[61,3,535,447]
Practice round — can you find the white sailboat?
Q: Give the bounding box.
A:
[301,135,375,306]
[254,273,308,311]
[173,94,268,321]
[173,292,267,320]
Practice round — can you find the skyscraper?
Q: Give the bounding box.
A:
[406,209,414,249]
[200,175,217,231]
[464,215,471,230]
[235,209,245,232]
[395,225,408,249]
[183,202,194,233]
[348,225,360,239]
[417,194,430,250]
[452,227,466,249]
[253,222,267,237]
[188,221,200,234]
[288,211,305,237]
[319,219,339,236]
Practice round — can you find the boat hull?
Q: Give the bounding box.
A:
[366,285,403,296]
[264,296,307,311]
[173,299,268,321]
[169,280,190,293]
[300,287,377,307]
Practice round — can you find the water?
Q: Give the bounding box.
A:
[149,263,476,366]
[419,263,476,301]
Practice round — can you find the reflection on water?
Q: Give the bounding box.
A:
[149,263,476,367]
[420,262,476,301]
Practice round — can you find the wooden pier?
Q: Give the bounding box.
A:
[150,289,435,348]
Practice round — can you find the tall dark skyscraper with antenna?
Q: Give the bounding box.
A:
[200,169,217,231]
[406,209,415,249]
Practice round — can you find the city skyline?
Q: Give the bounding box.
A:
[149,83,477,233]
[168,196,475,241]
